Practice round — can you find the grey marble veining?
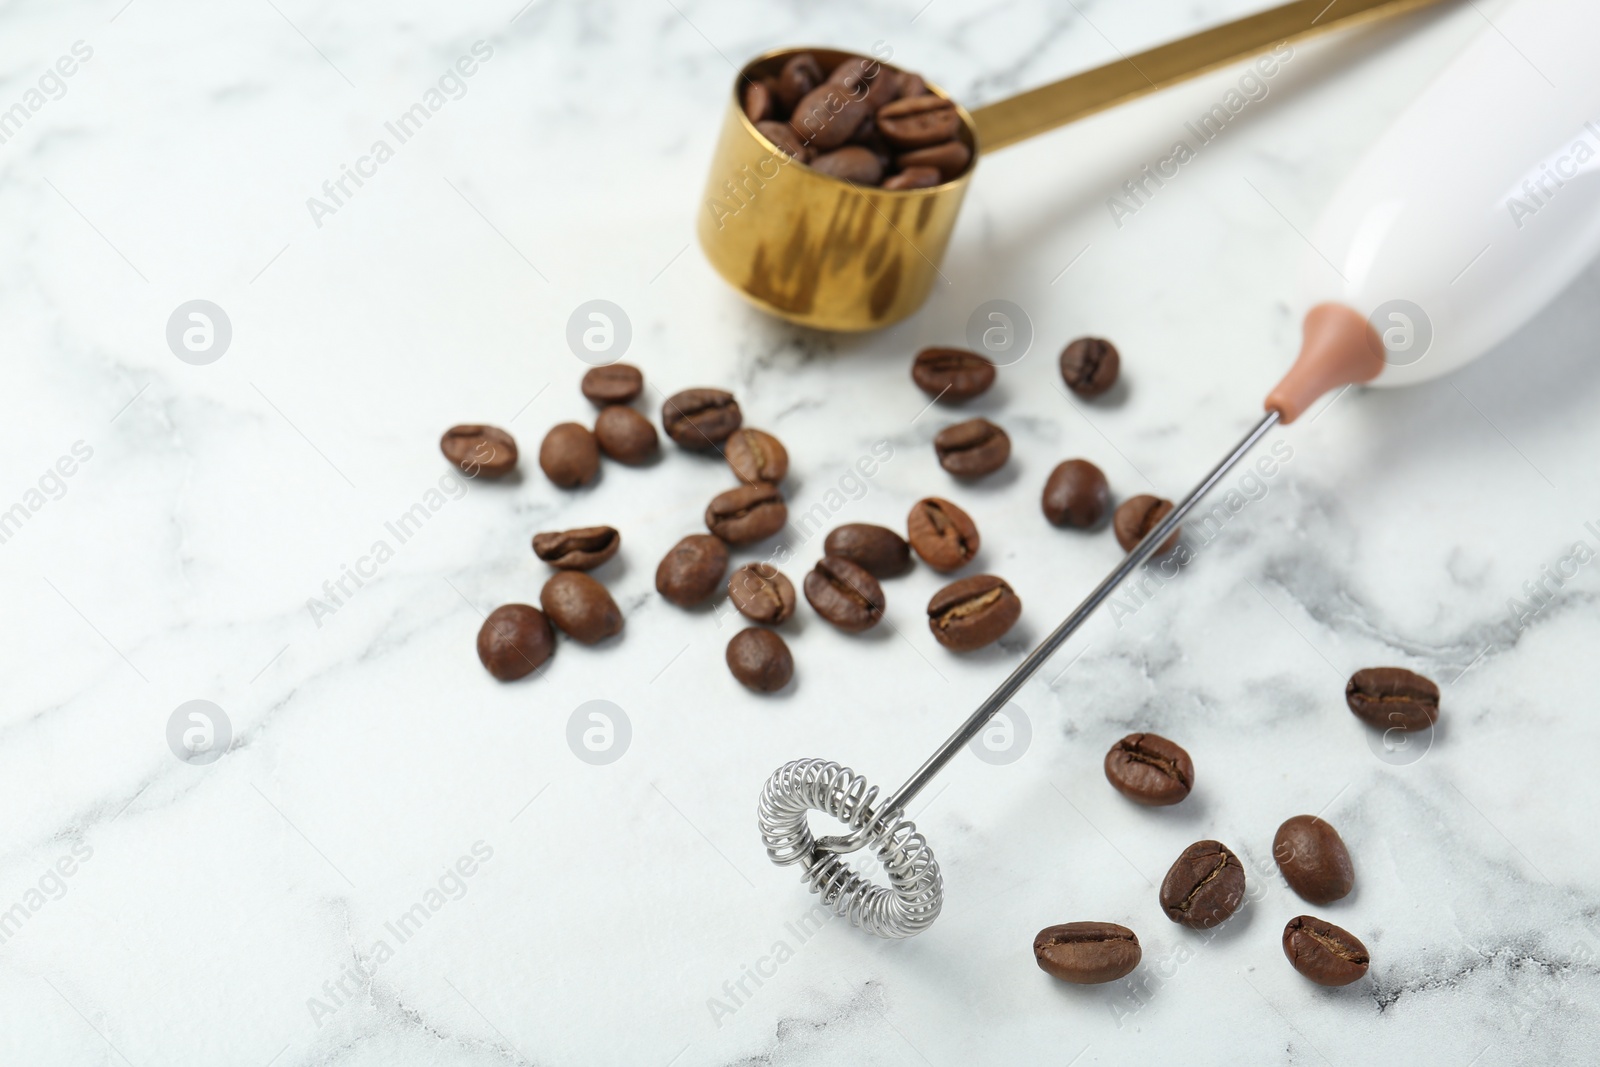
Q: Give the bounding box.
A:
[2,0,1597,1064]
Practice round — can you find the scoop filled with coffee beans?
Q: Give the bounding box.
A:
[698,0,1446,331]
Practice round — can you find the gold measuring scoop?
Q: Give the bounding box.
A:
[697,0,1447,332]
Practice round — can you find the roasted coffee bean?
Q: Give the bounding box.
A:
[1274,815,1355,905]
[912,347,995,402]
[774,53,822,112]
[823,523,911,577]
[1283,916,1370,987]
[897,139,971,180]
[1042,459,1111,528]
[770,52,972,186]
[1113,494,1179,554]
[1104,733,1194,806]
[727,627,794,692]
[593,405,658,464]
[540,572,623,644]
[532,525,620,570]
[934,418,1010,477]
[1033,923,1142,985]
[539,423,600,488]
[656,534,729,607]
[876,94,960,149]
[725,428,788,485]
[476,604,553,680]
[743,80,773,123]
[907,496,979,572]
[756,120,811,161]
[827,56,900,111]
[883,165,941,191]
[789,82,871,151]
[810,146,883,185]
[927,574,1020,651]
[440,424,518,478]
[1160,840,1246,929]
[1345,666,1439,732]
[662,388,742,449]
[804,556,885,632]
[705,483,787,545]
[580,363,643,406]
[728,563,796,624]
[1059,336,1120,397]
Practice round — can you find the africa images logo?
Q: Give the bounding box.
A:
[305,42,494,228]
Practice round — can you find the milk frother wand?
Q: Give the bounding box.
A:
[757,0,1600,937]
[756,307,1373,938]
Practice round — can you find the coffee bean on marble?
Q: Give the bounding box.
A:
[656,534,729,607]
[898,139,971,180]
[705,483,787,545]
[883,166,942,191]
[1104,733,1194,806]
[907,496,979,572]
[927,574,1020,651]
[803,555,885,632]
[1113,494,1179,554]
[531,525,620,571]
[725,428,788,485]
[580,363,643,406]
[743,80,773,123]
[774,53,822,112]
[440,424,518,478]
[539,423,600,488]
[810,146,883,185]
[1033,923,1142,985]
[756,120,811,162]
[1345,667,1440,732]
[1283,916,1370,987]
[727,563,796,624]
[1159,840,1246,929]
[1273,815,1355,905]
[593,405,658,464]
[1042,459,1111,529]
[934,418,1010,478]
[876,94,961,149]
[823,523,911,577]
[1059,337,1121,397]
[662,388,742,450]
[726,627,794,692]
[912,347,994,402]
[476,604,553,681]
[539,572,623,644]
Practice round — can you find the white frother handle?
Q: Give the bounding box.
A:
[1301,0,1600,386]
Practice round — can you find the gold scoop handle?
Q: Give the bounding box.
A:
[969,0,1450,152]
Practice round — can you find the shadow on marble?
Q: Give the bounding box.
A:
[591,553,630,583]
[1321,258,1600,499]
[1085,375,1131,411]
[1199,893,1258,945]
[948,458,1024,494]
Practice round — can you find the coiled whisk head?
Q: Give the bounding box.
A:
[756,758,942,939]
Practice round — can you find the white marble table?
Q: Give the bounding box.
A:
[3,0,1597,1063]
